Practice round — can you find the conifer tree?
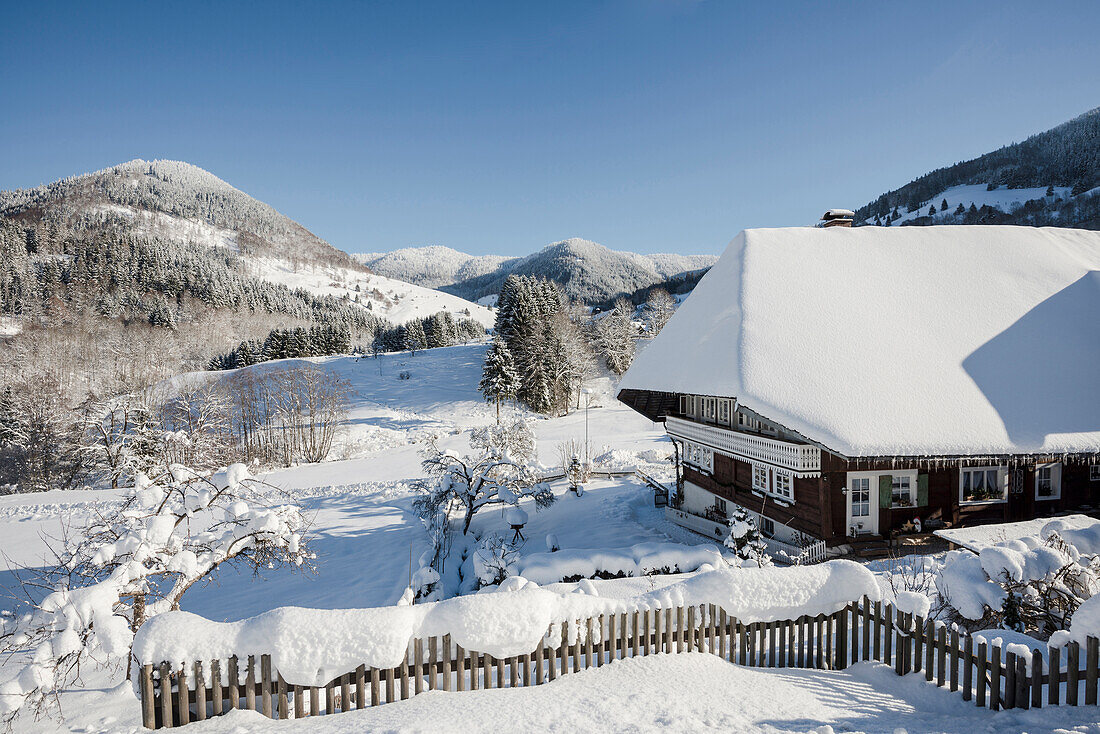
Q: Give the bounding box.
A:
[478,338,520,421]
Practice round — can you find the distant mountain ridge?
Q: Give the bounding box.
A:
[358,239,718,304]
[855,106,1100,229]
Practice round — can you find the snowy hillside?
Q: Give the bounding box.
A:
[856,106,1100,229]
[250,257,495,327]
[354,246,513,288]
[876,183,1074,226]
[362,238,718,304]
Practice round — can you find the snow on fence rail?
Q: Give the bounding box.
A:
[133,565,1098,728]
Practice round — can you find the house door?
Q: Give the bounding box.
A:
[847,476,877,536]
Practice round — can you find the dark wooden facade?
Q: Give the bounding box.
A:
[620,388,1100,546]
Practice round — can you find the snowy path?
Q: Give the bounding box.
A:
[30,655,1099,733]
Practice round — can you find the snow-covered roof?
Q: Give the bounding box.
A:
[823,209,854,218]
[620,226,1100,457]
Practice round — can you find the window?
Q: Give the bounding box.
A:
[850,477,870,517]
[891,475,912,507]
[718,399,730,425]
[715,497,727,514]
[960,467,1006,503]
[752,463,769,493]
[761,517,775,539]
[1091,465,1100,482]
[773,469,793,500]
[1035,463,1061,500]
[704,398,716,421]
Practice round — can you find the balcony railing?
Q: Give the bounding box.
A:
[665,416,821,474]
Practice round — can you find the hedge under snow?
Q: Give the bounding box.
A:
[512,542,725,585]
[133,560,878,686]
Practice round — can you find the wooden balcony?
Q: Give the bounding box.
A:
[665,416,821,474]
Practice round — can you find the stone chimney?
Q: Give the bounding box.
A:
[820,209,854,228]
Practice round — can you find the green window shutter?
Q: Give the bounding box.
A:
[878,475,893,508]
[917,474,929,507]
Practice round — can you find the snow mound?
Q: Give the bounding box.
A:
[621,225,1100,456]
[134,562,879,684]
[514,542,724,584]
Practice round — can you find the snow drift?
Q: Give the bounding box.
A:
[133,561,878,685]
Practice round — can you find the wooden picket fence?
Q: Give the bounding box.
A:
[138,597,1100,728]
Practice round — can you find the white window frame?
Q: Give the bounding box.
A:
[773,468,794,501]
[751,462,770,494]
[1090,464,1100,482]
[891,474,913,508]
[714,496,727,514]
[959,466,1007,505]
[761,516,775,539]
[1035,463,1061,501]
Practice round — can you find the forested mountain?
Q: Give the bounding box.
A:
[360,238,717,305]
[0,160,491,399]
[856,106,1100,228]
[0,159,369,268]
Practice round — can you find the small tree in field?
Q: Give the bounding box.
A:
[0,464,312,726]
[478,338,520,422]
[414,421,552,535]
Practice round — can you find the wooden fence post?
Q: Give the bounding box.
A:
[177,662,189,726]
[260,655,273,718]
[245,656,257,712]
[140,664,156,729]
[835,609,847,670]
[936,624,946,687]
[1087,636,1099,706]
[913,616,924,675]
[1049,645,1060,705]
[962,634,972,702]
[976,641,987,708]
[194,662,206,721]
[159,662,173,728]
[1005,651,1017,709]
[1068,641,1079,706]
[949,628,959,692]
[1015,655,1029,710]
[883,605,893,668]
[227,657,239,711]
[1030,649,1042,708]
[212,659,224,716]
[990,643,1002,711]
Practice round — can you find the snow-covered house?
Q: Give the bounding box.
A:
[618,225,1100,556]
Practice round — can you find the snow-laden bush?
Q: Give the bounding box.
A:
[724,507,771,567]
[0,464,312,726]
[935,521,1100,637]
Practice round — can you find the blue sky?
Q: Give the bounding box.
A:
[2,1,1098,256]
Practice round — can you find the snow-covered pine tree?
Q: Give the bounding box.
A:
[724,506,771,566]
[479,337,520,421]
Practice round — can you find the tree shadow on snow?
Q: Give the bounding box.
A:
[962,271,1100,448]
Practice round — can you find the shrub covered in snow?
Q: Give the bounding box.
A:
[724,506,771,567]
[0,464,312,725]
[414,420,552,535]
[935,519,1100,637]
[513,542,725,585]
